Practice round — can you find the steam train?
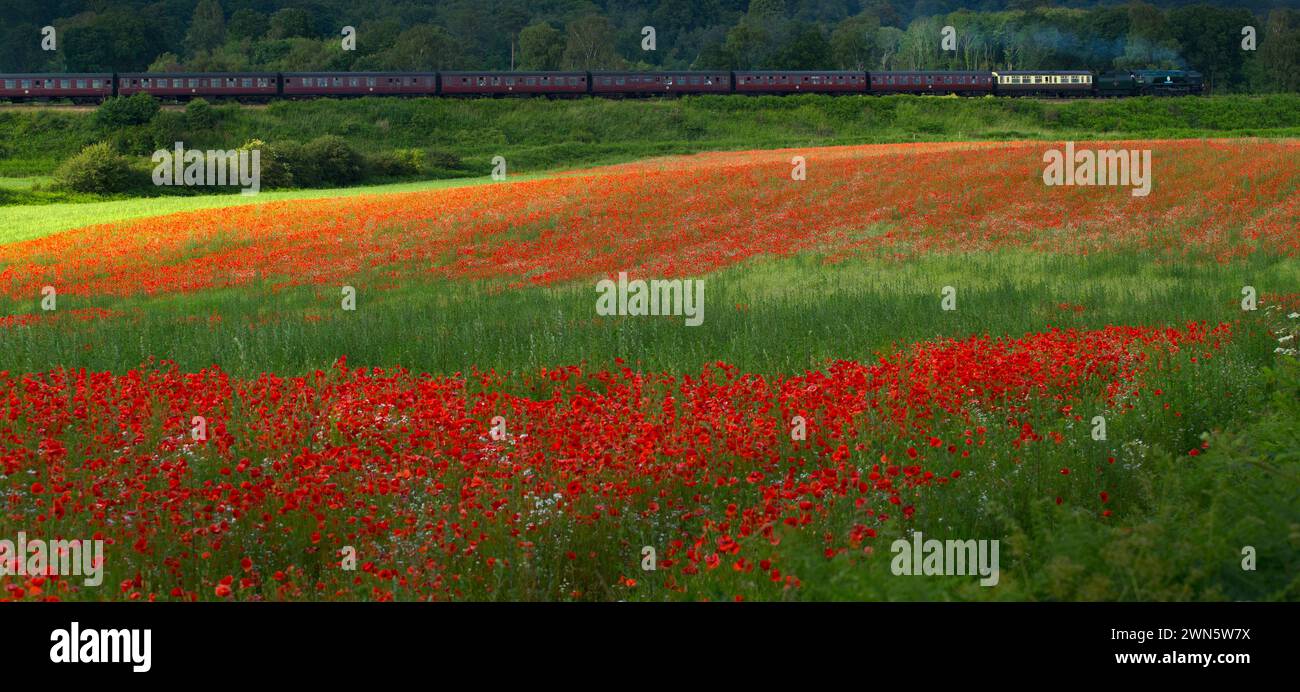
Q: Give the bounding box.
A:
[0,68,1204,103]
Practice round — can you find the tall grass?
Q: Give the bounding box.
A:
[1,250,1294,377]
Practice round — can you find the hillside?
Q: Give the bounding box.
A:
[1,93,1298,188]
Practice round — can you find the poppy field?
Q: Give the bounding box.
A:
[1,138,1298,602]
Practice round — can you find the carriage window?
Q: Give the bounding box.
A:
[350,78,359,87]
[569,77,579,86]
[332,77,342,86]
[366,78,376,86]
[525,77,536,85]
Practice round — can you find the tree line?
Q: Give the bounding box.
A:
[0,1,1296,92]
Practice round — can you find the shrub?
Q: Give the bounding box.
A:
[52,142,140,194]
[186,98,218,130]
[144,111,188,151]
[245,138,294,189]
[301,135,363,186]
[261,136,363,189]
[367,148,424,177]
[425,149,463,171]
[94,93,161,128]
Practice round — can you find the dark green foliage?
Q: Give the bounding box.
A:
[5,92,1299,198]
[94,93,161,128]
[260,135,363,188]
[0,2,1294,93]
[367,148,424,178]
[51,142,142,194]
[185,98,218,130]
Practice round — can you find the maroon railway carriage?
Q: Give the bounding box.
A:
[283,72,437,97]
[590,71,730,95]
[439,71,587,96]
[869,71,993,95]
[0,73,113,102]
[733,71,866,94]
[117,72,279,99]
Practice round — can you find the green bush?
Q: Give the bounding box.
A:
[145,111,188,152]
[302,135,363,186]
[186,98,218,130]
[94,93,161,128]
[241,138,291,189]
[425,149,463,171]
[259,135,362,189]
[51,142,142,194]
[367,148,424,177]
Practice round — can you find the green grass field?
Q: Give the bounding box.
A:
[0,174,540,242]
